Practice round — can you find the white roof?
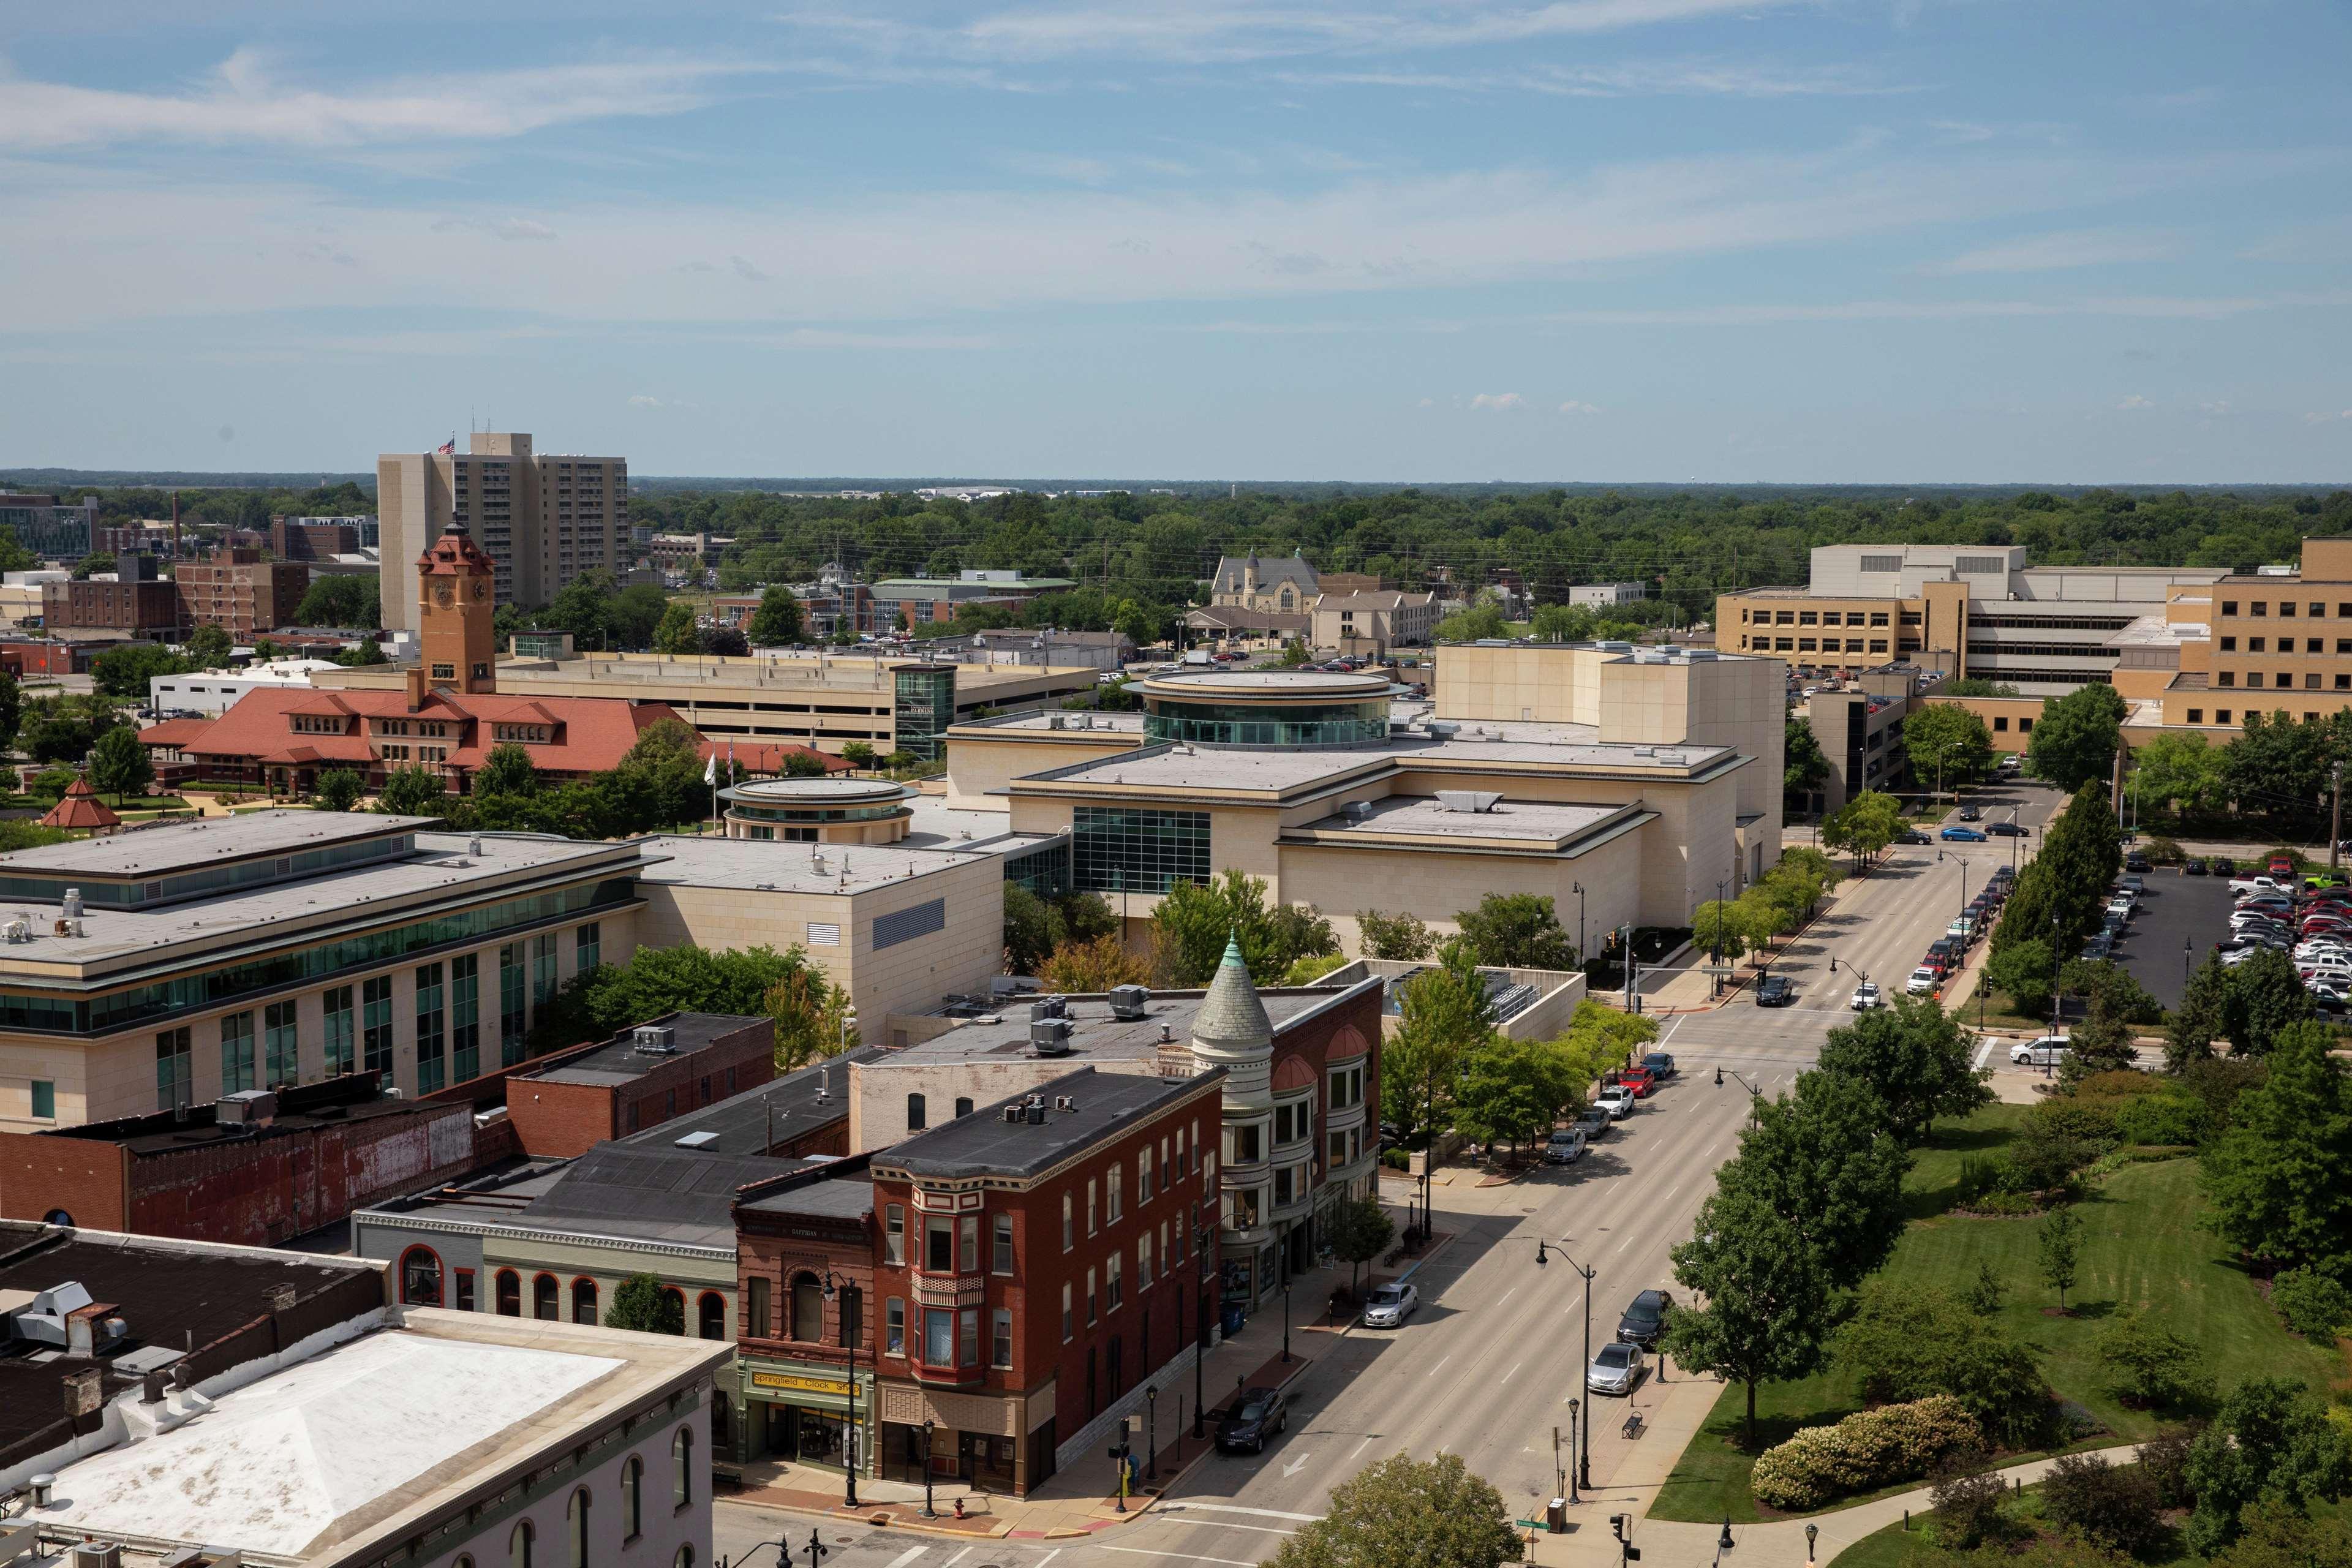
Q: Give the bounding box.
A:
[43,1329,622,1558]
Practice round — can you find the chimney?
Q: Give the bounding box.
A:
[62,1366,102,1418]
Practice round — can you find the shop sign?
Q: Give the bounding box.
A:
[750,1371,852,1397]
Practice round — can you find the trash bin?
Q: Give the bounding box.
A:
[1547,1498,1567,1535]
[1222,1303,1246,1337]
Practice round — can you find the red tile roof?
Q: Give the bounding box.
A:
[696,739,854,776]
[145,687,687,778]
[41,777,121,831]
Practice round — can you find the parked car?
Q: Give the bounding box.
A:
[2211,856,2237,875]
[2011,1036,2070,1067]
[1851,981,1883,1010]
[1545,1128,1588,1165]
[1597,1085,1637,1119]
[1897,829,1934,845]
[1940,826,1988,842]
[1619,1066,1657,1097]
[2185,857,2211,876]
[1989,820,2028,837]
[1616,1289,1676,1347]
[1755,974,1794,1006]
[2082,933,2115,960]
[2230,875,2288,897]
[1907,966,1940,995]
[1217,1387,1289,1452]
[1641,1052,1677,1080]
[1588,1342,1646,1396]
[1958,805,1983,822]
[1948,916,1979,941]
[2117,874,2146,894]
[1575,1106,1612,1142]
[1362,1282,1419,1328]
[2270,854,2297,877]
[2125,853,2152,873]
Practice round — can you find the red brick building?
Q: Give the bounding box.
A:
[506,1013,777,1158]
[175,548,308,639]
[41,575,181,637]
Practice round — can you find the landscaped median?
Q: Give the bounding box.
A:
[1649,1102,2339,1525]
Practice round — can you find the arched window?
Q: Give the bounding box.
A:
[567,1488,589,1568]
[41,1208,72,1227]
[672,1427,694,1507]
[573,1278,599,1325]
[508,1521,534,1568]
[698,1291,726,1341]
[496,1269,522,1317]
[622,1456,643,1541]
[674,1549,694,1568]
[662,1287,687,1332]
[533,1274,560,1321]
[790,1273,823,1342]
[399,1246,443,1306]
[907,1092,927,1131]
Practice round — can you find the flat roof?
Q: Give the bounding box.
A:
[45,1073,449,1158]
[626,832,994,895]
[0,810,428,880]
[874,982,1368,1069]
[737,1175,875,1221]
[1291,795,1635,847]
[899,794,1066,854]
[616,1046,884,1157]
[0,832,639,975]
[953,710,1147,736]
[516,1145,816,1250]
[878,1066,1221,1181]
[1137,668,1393,699]
[520,1012,766,1087]
[1017,729,1736,797]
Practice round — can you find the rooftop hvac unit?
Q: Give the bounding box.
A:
[1595,639,1633,652]
[216,1090,277,1126]
[73,1544,121,1568]
[1003,1104,1025,1123]
[1054,1095,1077,1112]
[61,888,83,919]
[631,1025,677,1055]
[1434,790,1501,813]
[1048,714,1066,730]
[1425,722,1460,741]
[1343,801,1373,821]
[1029,995,1068,1023]
[1031,1017,1073,1056]
[1107,984,1150,1020]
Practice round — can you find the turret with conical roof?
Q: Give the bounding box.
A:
[1193,931,1273,1110]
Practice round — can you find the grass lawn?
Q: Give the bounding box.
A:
[1651,1105,2339,1523]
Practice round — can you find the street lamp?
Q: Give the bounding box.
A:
[1537,1239,1596,1491]
[1711,876,1727,999]
[1572,881,1587,967]
[1806,1523,1820,1566]
[1714,1517,1738,1568]
[920,1417,938,1520]
[1726,1068,1762,1129]
[1281,1270,1293,1364]
[1566,1396,1581,1503]
[1145,1384,1159,1482]
[820,1272,862,1508]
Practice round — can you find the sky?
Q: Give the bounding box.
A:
[1,1,2348,483]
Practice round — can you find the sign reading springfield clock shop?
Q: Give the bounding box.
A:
[750,1370,853,1397]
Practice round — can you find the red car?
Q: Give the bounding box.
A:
[1619,1066,1656,1098]
[2270,854,2297,877]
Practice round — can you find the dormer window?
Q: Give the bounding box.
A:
[494,723,553,744]
[290,714,344,735]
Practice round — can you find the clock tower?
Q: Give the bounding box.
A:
[417,521,498,696]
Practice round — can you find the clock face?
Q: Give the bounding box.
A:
[473,578,490,601]
[434,582,454,607]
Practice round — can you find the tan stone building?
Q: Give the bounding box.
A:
[379,431,628,628]
[2155,537,2352,729]
[1310,590,1439,655]
[1208,554,1320,615]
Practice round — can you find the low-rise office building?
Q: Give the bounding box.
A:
[0,492,97,560]
[870,570,1078,628]
[0,1218,728,1568]
[506,1012,777,1158]
[42,556,180,638]
[147,656,342,716]
[1569,581,1649,608]
[1310,590,1438,655]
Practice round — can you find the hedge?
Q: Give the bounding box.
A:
[1749,1395,1983,1512]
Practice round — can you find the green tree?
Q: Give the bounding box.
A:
[1691,899,1755,966]
[1277,637,1311,666]
[2038,1205,2081,1313]
[1355,908,1436,962]
[1989,782,2124,963]
[1904,703,1995,797]
[2208,1510,2352,1568]
[1663,1185,1834,1444]
[703,625,750,658]
[1266,1451,1519,1568]
[474,743,539,799]
[314,767,363,812]
[1820,790,1904,869]
[184,624,233,668]
[0,671,21,750]
[2199,1021,2352,1275]
[1835,1284,2049,1446]
[603,1273,685,1335]
[652,600,700,655]
[2127,729,2230,820]
[1453,892,1577,970]
[1386,952,1497,1153]
[2167,954,2229,1072]
[1983,936,2055,1020]
[89,725,151,801]
[336,638,388,667]
[534,943,808,1050]
[375,764,447,818]
[1432,603,1511,643]
[1718,1069,1912,1287]
[18,693,125,764]
[2028,683,2127,791]
[841,741,876,768]
[2220,946,2316,1057]
[2096,1308,2207,1408]
[1940,679,2022,698]
[1815,997,1992,1144]
[1326,1194,1396,1305]
[1784,717,1829,807]
[72,552,115,579]
[745,585,807,646]
[91,642,190,699]
[2184,1376,2352,1555]
[1454,1035,1567,1158]
[1149,869,1335,984]
[295,574,382,628]
[765,968,859,1073]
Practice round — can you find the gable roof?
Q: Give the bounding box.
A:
[1212,554,1319,597]
[154,687,684,777]
[135,717,213,748]
[698,739,854,776]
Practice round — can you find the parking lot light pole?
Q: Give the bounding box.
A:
[1566,1398,1581,1503]
[1538,1239,1596,1492]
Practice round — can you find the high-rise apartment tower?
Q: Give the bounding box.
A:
[376,432,627,631]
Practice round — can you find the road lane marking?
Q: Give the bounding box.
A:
[1428,1355,1451,1376]
[1162,1504,1325,1523]
[1281,1451,1312,1477]
[1349,1436,1376,1461]
[882,1551,929,1568]
[1035,1553,1061,1568]
[1097,1550,1258,1567]
[1972,1039,1994,1069]
[1664,1181,1682,1202]
[1496,1286,1517,1307]
[1181,1522,1302,1537]
[944,1551,973,1568]
[1501,1360,1523,1384]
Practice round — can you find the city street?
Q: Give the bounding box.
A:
[712,783,2066,1568]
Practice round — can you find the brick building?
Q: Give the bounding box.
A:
[271,516,371,560]
[175,547,308,638]
[0,1072,490,1245]
[505,1012,777,1158]
[41,556,181,638]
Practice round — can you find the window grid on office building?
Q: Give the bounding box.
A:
[362,975,395,1076]
[451,953,481,1084]
[1072,807,1212,895]
[415,962,446,1095]
[500,943,528,1065]
[323,986,355,1077]
[265,1000,298,1088]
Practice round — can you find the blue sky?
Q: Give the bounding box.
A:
[1,1,2348,482]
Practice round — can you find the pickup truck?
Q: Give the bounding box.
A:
[2231,875,2291,898]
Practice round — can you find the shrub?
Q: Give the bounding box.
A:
[2097,1309,2211,1409]
[1748,1395,1983,1512]
[1381,1148,1411,1170]
[2113,1091,2202,1147]
[2041,1451,2166,1558]
[1974,1191,2045,1216]
[1838,1286,2052,1447]
[2271,1267,2352,1342]
[2027,1096,2120,1145]
[2135,1423,2201,1509]
[1929,1452,2011,1549]
[2144,834,2185,865]
[2073,1069,2165,1101]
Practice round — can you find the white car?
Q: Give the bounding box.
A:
[2011,1036,2070,1067]
[1362,1281,1419,1328]
[1850,981,1882,1010]
[1588,1342,1646,1395]
[1907,966,1940,995]
[1597,1085,1637,1120]
[2221,947,2269,967]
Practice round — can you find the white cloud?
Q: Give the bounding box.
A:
[2198,401,2232,416]
[1544,290,2352,327]
[1470,392,1525,410]
[1559,399,1602,414]
[2118,394,2155,410]
[0,50,769,151]
[1923,227,2180,275]
[730,255,773,283]
[2305,410,2352,424]
[1264,59,1917,99]
[629,394,665,407]
[432,215,560,243]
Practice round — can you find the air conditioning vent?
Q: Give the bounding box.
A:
[1031,1018,1073,1056]
[1107,984,1150,1020]
[631,1025,677,1055]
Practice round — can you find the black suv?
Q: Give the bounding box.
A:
[1618,1289,1676,1347]
[1755,975,1793,1006]
[1217,1387,1288,1453]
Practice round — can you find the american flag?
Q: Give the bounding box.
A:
[435,437,455,455]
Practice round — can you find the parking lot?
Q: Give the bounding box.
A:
[2112,867,2241,1009]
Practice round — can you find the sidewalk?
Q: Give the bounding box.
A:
[1522,1443,2141,1567]
[722,1236,1450,1540]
